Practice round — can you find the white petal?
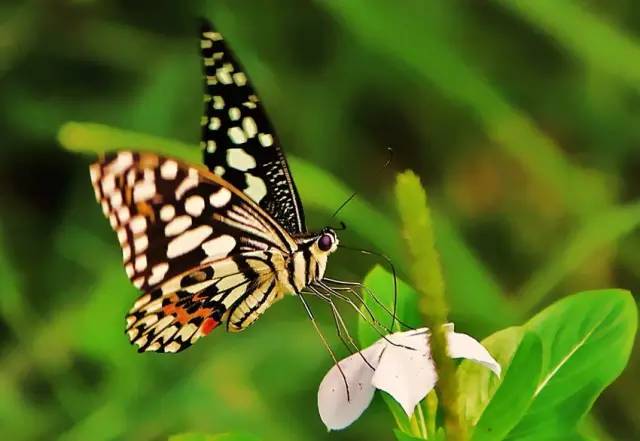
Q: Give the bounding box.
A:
[372,331,437,416]
[448,331,501,377]
[318,343,385,430]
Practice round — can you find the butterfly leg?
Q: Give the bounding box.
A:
[297,293,351,402]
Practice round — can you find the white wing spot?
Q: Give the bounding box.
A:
[202,234,237,259]
[185,195,205,216]
[122,245,131,261]
[133,181,156,202]
[214,165,225,176]
[107,152,134,175]
[209,188,232,207]
[117,206,130,223]
[227,149,256,171]
[206,140,216,153]
[101,174,115,195]
[160,204,175,222]
[228,127,247,144]
[130,216,146,235]
[135,255,147,272]
[165,215,192,237]
[244,173,268,202]
[110,191,123,209]
[242,117,257,138]
[177,323,198,341]
[258,133,274,147]
[101,200,109,216]
[229,107,241,121]
[125,263,135,277]
[160,160,178,180]
[148,262,169,286]
[233,72,247,86]
[132,294,150,311]
[175,169,198,199]
[213,95,225,110]
[167,225,213,258]
[117,227,127,245]
[203,31,222,41]
[133,276,145,289]
[89,164,101,184]
[217,66,233,84]
[208,117,220,131]
[164,341,182,353]
[134,235,148,253]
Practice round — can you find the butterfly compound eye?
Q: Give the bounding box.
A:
[318,234,334,252]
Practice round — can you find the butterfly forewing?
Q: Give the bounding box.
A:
[199,20,306,234]
[90,151,294,293]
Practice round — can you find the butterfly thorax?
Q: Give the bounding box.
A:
[228,229,338,332]
[280,228,339,294]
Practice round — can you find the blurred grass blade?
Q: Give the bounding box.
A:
[321,0,611,216]
[58,122,200,162]
[496,0,640,91]
[0,228,27,332]
[519,201,640,312]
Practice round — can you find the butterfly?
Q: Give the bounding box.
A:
[89,19,342,353]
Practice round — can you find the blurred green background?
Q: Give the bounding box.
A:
[1,1,639,440]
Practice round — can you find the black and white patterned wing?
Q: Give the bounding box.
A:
[89,151,295,293]
[125,251,281,353]
[199,19,306,234]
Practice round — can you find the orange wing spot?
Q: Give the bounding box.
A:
[201,318,219,335]
[163,300,214,326]
[136,201,156,222]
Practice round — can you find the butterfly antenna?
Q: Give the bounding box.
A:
[330,147,394,220]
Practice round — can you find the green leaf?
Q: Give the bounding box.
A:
[519,201,640,312]
[459,290,637,440]
[468,331,542,441]
[359,265,421,347]
[169,433,260,441]
[393,429,426,441]
[458,326,527,426]
[506,289,637,439]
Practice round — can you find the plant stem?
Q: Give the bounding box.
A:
[395,170,466,441]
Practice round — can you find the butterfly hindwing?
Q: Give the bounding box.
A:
[199,20,306,234]
[89,151,295,294]
[126,252,281,353]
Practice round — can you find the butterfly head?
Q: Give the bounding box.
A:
[316,228,339,254]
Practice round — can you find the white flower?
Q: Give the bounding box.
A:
[317,324,501,430]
